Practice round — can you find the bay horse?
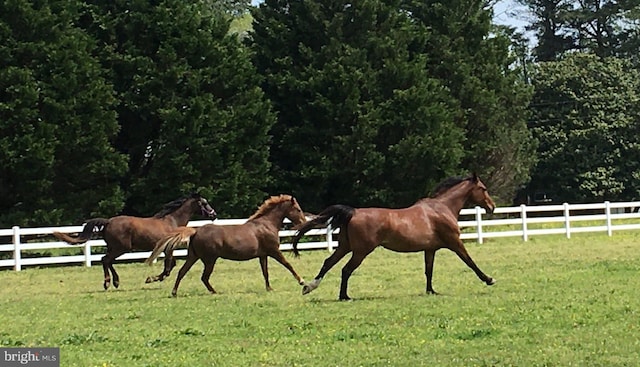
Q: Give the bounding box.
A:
[144,195,306,297]
[291,173,496,300]
[53,193,217,290]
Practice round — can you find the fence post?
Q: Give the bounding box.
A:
[84,241,92,267]
[475,206,483,244]
[605,201,612,236]
[12,226,21,271]
[326,223,334,252]
[564,203,571,239]
[520,204,528,241]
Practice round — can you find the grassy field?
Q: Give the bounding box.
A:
[1,232,640,367]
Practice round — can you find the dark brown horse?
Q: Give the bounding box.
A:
[53,193,217,289]
[292,173,496,300]
[145,195,306,297]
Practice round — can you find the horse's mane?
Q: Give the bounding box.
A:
[248,194,293,221]
[153,194,199,218]
[429,175,473,198]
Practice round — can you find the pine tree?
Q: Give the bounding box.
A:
[250,0,464,210]
[406,0,536,203]
[80,0,276,216]
[0,0,126,226]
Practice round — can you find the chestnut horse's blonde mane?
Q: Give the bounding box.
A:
[248,194,295,221]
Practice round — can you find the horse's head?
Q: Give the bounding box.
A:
[467,173,496,214]
[285,196,307,226]
[191,193,217,220]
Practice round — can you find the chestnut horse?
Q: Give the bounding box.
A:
[292,173,496,300]
[53,193,217,289]
[145,195,306,297]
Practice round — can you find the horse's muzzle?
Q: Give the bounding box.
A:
[204,208,217,220]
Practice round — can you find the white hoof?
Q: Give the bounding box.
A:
[302,279,320,295]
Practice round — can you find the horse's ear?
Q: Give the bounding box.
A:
[191,192,201,199]
[471,172,479,182]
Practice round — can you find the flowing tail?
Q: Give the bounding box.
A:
[145,227,197,266]
[52,218,110,244]
[292,205,355,257]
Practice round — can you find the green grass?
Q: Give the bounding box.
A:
[2,232,640,366]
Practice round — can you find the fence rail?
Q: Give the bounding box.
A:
[2,201,640,271]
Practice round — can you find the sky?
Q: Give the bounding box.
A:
[251,0,532,34]
[493,0,532,33]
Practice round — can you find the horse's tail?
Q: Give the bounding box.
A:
[145,227,197,266]
[292,205,355,257]
[52,218,109,245]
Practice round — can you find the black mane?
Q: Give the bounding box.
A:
[429,176,473,198]
[153,193,200,218]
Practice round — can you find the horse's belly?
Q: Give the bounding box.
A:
[219,242,260,261]
[382,242,427,253]
[223,253,257,261]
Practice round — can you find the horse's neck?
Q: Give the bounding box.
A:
[250,208,286,231]
[168,204,195,226]
[434,183,471,215]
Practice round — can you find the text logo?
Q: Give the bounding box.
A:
[0,348,59,367]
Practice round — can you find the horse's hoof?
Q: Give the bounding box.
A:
[103,282,109,290]
[427,290,438,295]
[339,296,352,301]
[171,292,178,297]
[302,285,313,295]
[113,281,120,288]
[487,277,496,286]
[145,276,154,284]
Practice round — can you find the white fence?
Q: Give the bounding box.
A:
[2,201,640,271]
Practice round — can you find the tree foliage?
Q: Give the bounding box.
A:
[1,0,543,227]
[518,0,640,60]
[406,0,536,203]
[528,53,640,202]
[0,0,127,226]
[250,0,466,211]
[249,0,535,208]
[80,0,275,217]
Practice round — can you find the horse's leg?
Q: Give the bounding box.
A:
[450,240,495,286]
[424,250,437,295]
[338,250,371,301]
[101,254,112,290]
[259,256,273,291]
[146,255,177,283]
[269,250,305,286]
[302,245,351,295]
[171,252,199,297]
[101,249,125,290]
[108,250,126,288]
[200,257,218,294]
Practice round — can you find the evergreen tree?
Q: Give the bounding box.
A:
[80,0,275,216]
[0,0,126,226]
[250,0,464,211]
[406,0,536,203]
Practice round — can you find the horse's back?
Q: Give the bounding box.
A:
[192,223,264,260]
[349,205,445,252]
[105,215,176,251]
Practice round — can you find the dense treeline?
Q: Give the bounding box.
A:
[0,0,638,227]
[518,0,640,203]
